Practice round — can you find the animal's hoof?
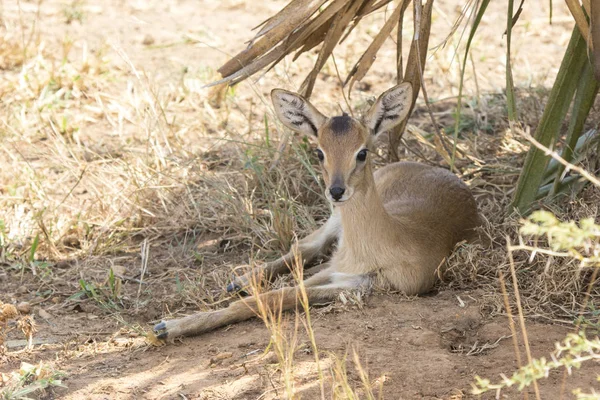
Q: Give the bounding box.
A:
[226,281,241,293]
[153,321,169,339]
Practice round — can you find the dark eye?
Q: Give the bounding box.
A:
[316,149,324,162]
[356,149,368,162]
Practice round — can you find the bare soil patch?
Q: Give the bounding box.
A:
[7,291,595,399]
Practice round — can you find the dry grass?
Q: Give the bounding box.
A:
[236,246,380,399]
[0,7,326,315]
[443,117,600,325]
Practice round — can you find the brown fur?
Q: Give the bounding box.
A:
[153,83,482,339]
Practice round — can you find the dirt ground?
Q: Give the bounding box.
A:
[1,0,599,399]
[10,291,599,400]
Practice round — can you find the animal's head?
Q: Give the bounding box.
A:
[271,83,413,204]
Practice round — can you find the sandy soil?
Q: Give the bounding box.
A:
[11,290,595,400]
[1,0,597,399]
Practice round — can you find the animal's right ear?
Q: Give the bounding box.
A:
[271,89,327,137]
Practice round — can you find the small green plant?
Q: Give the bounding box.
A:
[63,1,85,24]
[520,210,600,266]
[473,332,600,396]
[0,220,6,249]
[72,268,123,311]
[0,362,66,400]
[28,235,39,264]
[474,210,600,397]
[7,234,54,280]
[576,304,600,335]
[107,268,122,301]
[29,235,53,279]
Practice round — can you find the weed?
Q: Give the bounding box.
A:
[473,205,600,398]
[73,268,124,312]
[473,332,600,396]
[0,362,65,400]
[576,304,600,334]
[63,1,85,25]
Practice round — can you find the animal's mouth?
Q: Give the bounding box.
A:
[329,195,352,205]
[326,187,354,204]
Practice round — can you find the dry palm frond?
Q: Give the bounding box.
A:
[210,0,443,159]
[300,0,368,97]
[212,0,596,115]
[344,0,409,93]
[213,0,350,89]
[565,0,592,50]
[210,0,433,99]
[563,0,599,80]
[388,0,434,160]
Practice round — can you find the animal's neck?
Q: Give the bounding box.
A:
[339,164,395,250]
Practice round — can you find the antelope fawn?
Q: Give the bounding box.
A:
[153,83,482,339]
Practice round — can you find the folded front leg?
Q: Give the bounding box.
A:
[226,212,340,293]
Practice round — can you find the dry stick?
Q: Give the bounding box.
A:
[583,0,591,16]
[413,0,464,170]
[331,54,355,118]
[565,0,593,50]
[498,267,528,400]
[469,51,481,105]
[507,239,542,400]
[55,166,87,211]
[137,238,149,303]
[516,128,600,188]
[389,0,411,161]
[508,245,574,259]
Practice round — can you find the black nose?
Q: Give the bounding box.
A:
[329,186,345,201]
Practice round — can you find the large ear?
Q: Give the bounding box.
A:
[363,82,413,137]
[271,89,327,136]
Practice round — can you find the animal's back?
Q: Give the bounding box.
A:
[374,162,481,248]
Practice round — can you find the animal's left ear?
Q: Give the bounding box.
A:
[363,82,413,137]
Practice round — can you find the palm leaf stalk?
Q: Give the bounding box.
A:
[511,26,588,213]
[511,2,600,214]
[549,61,599,197]
[511,0,600,213]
